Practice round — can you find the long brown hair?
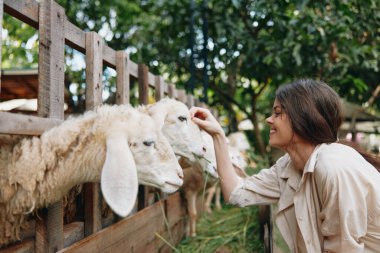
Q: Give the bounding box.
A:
[276,79,380,171]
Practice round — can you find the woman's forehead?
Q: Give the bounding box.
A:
[273,99,281,108]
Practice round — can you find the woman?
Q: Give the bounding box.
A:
[190,79,380,252]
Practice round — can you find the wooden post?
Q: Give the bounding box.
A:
[168,84,176,99]
[0,0,3,92]
[116,51,130,105]
[138,64,149,105]
[154,75,164,102]
[186,94,195,108]
[84,31,103,237]
[177,89,186,103]
[137,64,155,209]
[36,0,65,252]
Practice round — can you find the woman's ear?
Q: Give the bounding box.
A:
[100,134,138,217]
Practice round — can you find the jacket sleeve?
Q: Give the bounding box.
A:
[317,162,368,252]
[228,163,281,207]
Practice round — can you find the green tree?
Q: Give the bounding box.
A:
[3,0,380,155]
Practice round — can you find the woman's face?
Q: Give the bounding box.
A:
[265,99,294,149]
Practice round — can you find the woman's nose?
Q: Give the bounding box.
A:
[265,115,273,124]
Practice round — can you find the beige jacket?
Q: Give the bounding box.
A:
[229,143,380,253]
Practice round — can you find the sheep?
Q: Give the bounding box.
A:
[180,131,218,237]
[0,104,183,246]
[69,98,207,223]
[143,98,206,162]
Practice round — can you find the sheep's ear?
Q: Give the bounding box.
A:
[100,135,138,217]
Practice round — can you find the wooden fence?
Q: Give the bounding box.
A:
[0,0,206,252]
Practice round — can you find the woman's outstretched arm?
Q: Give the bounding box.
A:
[190,107,239,201]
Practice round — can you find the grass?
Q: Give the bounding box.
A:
[176,204,264,253]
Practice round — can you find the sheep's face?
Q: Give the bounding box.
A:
[127,114,184,193]
[149,99,206,162]
[198,131,218,178]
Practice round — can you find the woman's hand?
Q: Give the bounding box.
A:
[189,107,225,137]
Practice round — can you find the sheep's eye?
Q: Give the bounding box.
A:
[143,140,155,147]
[178,116,187,122]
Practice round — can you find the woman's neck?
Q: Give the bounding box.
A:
[286,141,316,172]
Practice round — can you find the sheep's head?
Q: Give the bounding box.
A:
[147,98,206,162]
[228,146,248,175]
[126,112,184,193]
[198,131,218,178]
[98,105,183,217]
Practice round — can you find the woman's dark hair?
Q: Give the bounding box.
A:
[276,79,380,172]
[276,79,343,145]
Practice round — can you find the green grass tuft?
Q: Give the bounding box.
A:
[176,205,264,253]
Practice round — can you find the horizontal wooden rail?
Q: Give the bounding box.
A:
[58,193,186,253]
[0,112,62,135]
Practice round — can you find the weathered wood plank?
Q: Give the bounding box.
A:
[36,1,66,251]
[63,222,84,248]
[186,94,195,107]
[0,112,62,135]
[85,31,103,110]
[0,239,34,253]
[177,89,186,103]
[154,76,164,102]
[137,64,153,209]
[84,31,103,237]
[38,0,65,119]
[116,51,130,105]
[168,84,176,98]
[0,222,84,253]
[102,45,116,69]
[3,0,38,29]
[64,19,85,54]
[0,0,3,92]
[58,194,185,253]
[138,64,149,105]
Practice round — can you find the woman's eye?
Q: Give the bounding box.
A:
[274,112,282,117]
[143,140,155,147]
[178,116,187,122]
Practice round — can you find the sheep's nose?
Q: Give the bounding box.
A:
[178,170,184,179]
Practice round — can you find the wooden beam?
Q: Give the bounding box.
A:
[3,0,39,29]
[0,112,62,135]
[57,193,186,253]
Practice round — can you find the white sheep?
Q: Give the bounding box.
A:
[180,131,218,237]
[0,104,183,246]
[144,98,206,162]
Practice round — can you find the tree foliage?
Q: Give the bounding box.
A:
[2,0,380,154]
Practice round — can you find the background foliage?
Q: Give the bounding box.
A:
[2,0,380,155]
